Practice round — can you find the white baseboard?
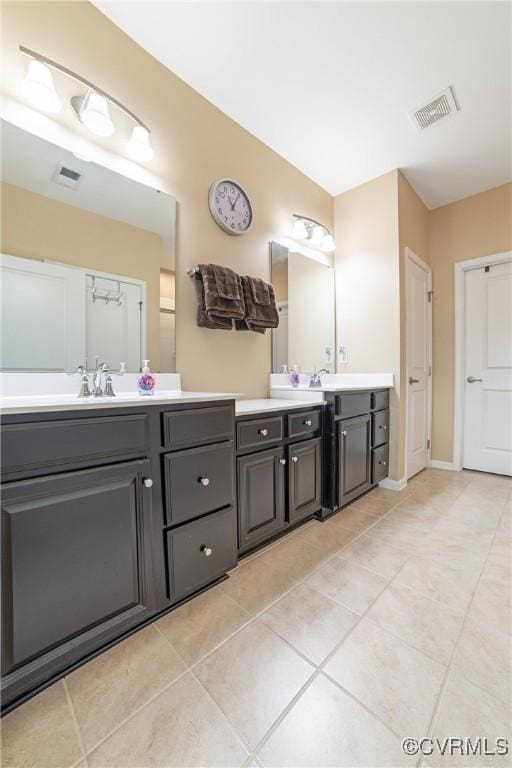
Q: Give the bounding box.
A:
[378,477,407,491]
[429,460,458,471]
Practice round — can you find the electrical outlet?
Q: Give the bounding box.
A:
[338,345,348,364]
[325,346,333,364]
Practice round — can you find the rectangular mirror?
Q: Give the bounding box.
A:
[0,119,176,373]
[270,241,335,374]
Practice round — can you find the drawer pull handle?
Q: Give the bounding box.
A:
[304,419,312,426]
[200,545,213,557]
[279,458,287,465]
[259,428,268,437]
[292,456,298,463]
[199,476,210,487]
[379,460,387,466]
[143,478,154,488]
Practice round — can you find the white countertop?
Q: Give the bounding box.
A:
[0,390,238,415]
[269,372,394,399]
[235,398,322,416]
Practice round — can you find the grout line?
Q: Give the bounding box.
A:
[62,678,89,767]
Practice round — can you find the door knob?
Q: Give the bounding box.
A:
[292,456,298,463]
[143,478,153,488]
[279,458,287,465]
[200,545,213,557]
[408,377,420,385]
[259,428,268,436]
[467,376,483,383]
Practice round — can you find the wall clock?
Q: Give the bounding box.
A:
[208,179,253,235]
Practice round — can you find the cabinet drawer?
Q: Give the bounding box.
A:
[336,392,371,418]
[162,405,234,450]
[372,390,389,412]
[237,416,283,450]
[166,507,237,603]
[372,444,389,483]
[372,410,390,448]
[1,415,148,481]
[287,410,321,439]
[164,443,234,526]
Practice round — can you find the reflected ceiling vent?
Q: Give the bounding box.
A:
[51,162,84,190]
[410,86,459,131]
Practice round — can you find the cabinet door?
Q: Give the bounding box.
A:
[237,447,285,552]
[1,460,155,708]
[288,438,322,524]
[338,415,371,506]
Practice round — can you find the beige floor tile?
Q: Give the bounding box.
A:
[367,584,465,664]
[428,672,511,767]
[1,681,83,768]
[369,515,430,549]
[393,550,482,611]
[387,498,444,526]
[88,672,248,767]
[67,624,186,751]
[305,556,388,614]
[452,618,511,705]
[422,519,495,557]
[195,620,313,749]
[258,673,413,767]
[338,532,411,578]
[219,555,297,617]
[327,505,381,534]
[324,617,445,737]
[293,519,358,554]
[260,583,359,664]
[350,495,401,517]
[467,562,512,637]
[157,584,250,666]
[258,534,332,581]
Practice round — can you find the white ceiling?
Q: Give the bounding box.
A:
[94,1,511,209]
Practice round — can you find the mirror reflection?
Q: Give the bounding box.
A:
[270,241,335,374]
[0,120,176,372]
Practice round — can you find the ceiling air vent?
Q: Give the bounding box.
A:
[410,86,459,131]
[51,162,84,190]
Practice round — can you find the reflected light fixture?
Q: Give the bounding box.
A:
[290,214,336,253]
[19,45,154,162]
[21,59,62,114]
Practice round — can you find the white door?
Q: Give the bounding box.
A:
[0,254,86,371]
[406,250,432,479]
[463,260,512,475]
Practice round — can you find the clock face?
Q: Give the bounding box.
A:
[209,179,253,235]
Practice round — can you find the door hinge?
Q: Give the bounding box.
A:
[427,290,434,303]
[138,300,143,310]
[484,265,490,272]
[428,365,432,376]
[427,439,431,450]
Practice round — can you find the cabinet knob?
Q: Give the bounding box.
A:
[259,428,268,437]
[342,430,348,436]
[383,425,387,430]
[279,458,287,465]
[304,419,312,426]
[292,456,298,463]
[199,476,210,487]
[200,545,213,557]
[379,460,387,466]
[143,478,154,488]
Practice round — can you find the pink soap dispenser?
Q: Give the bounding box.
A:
[138,360,156,396]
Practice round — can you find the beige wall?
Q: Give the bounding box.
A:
[430,183,512,462]
[1,1,332,398]
[1,181,163,368]
[334,171,402,480]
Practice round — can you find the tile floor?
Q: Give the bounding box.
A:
[2,469,511,768]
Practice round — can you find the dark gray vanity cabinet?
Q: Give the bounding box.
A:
[321,388,390,517]
[236,407,323,555]
[1,399,237,713]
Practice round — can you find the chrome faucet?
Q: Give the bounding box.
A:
[68,363,92,398]
[309,368,329,388]
[93,359,126,397]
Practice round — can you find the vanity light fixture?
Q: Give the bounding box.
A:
[19,46,154,162]
[290,214,335,253]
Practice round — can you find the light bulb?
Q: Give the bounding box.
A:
[310,225,325,245]
[321,234,335,252]
[126,125,154,162]
[292,218,308,239]
[79,92,115,137]
[21,59,62,114]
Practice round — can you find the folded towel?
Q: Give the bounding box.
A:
[200,263,245,321]
[235,276,279,333]
[212,264,241,301]
[248,276,270,305]
[193,273,232,330]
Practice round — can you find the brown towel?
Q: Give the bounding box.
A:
[235,276,279,333]
[248,276,270,306]
[193,273,232,329]
[200,263,245,321]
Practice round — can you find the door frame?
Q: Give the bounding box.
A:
[404,247,433,480]
[453,250,512,471]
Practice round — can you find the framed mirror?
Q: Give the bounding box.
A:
[0,119,176,373]
[270,241,335,373]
